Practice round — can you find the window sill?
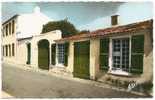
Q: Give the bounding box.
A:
[55,63,65,67]
[108,70,132,77]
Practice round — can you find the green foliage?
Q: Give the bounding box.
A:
[42,19,79,37]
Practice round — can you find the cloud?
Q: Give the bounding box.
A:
[78,2,153,31]
[2,2,123,26]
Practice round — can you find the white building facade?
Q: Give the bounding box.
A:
[2,7,62,68]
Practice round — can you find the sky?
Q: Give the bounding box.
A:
[2,2,153,31]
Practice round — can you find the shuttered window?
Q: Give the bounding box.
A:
[131,35,144,74]
[3,46,5,56]
[12,43,15,56]
[51,44,56,65]
[9,23,11,35]
[9,44,11,56]
[6,25,8,36]
[100,38,109,71]
[6,45,8,56]
[12,20,15,34]
[26,43,31,64]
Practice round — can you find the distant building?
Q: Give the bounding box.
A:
[2,6,61,66]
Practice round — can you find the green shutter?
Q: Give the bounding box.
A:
[51,44,56,65]
[131,35,144,74]
[100,38,109,71]
[64,42,69,66]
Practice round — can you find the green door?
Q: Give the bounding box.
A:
[38,40,49,70]
[73,41,90,79]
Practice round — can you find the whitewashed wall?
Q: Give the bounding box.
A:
[16,10,51,39]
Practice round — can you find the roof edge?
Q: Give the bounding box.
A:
[2,14,19,25]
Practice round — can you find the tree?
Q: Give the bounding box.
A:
[42,19,79,37]
[78,30,90,34]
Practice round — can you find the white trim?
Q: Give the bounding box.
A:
[108,35,131,76]
[55,43,65,68]
[129,35,132,72]
[108,70,132,76]
[109,38,113,71]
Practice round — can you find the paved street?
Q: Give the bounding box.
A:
[2,63,150,98]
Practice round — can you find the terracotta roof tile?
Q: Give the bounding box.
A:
[55,19,153,42]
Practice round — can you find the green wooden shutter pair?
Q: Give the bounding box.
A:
[64,42,69,66]
[131,35,144,74]
[51,43,69,66]
[100,38,109,71]
[51,44,56,65]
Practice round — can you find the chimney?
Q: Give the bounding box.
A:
[111,15,119,26]
[34,6,40,14]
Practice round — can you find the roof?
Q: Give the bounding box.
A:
[2,14,19,25]
[55,19,153,42]
[17,36,33,41]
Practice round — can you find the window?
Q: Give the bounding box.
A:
[3,27,5,37]
[9,44,11,56]
[111,15,118,26]
[6,24,8,36]
[12,43,15,56]
[12,20,15,34]
[57,44,65,64]
[112,38,130,72]
[26,43,31,64]
[3,46,5,56]
[5,45,8,56]
[101,35,144,75]
[9,22,11,35]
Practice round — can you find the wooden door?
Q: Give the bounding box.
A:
[73,41,90,79]
[38,40,49,70]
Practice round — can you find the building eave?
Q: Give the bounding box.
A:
[55,19,153,42]
[2,14,19,25]
[17,36,33,41]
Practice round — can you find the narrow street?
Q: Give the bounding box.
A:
[2,64,150,98]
